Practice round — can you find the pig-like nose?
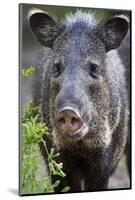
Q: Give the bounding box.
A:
[56,108,83,134]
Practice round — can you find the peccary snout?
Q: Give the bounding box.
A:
[56,107,89,138]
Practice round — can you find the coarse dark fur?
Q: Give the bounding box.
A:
[28,9,130,192]
[118,30,131,176]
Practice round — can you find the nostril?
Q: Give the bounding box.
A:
[71,117,83,131]
[58,117,65,125]
[71,117,80,126]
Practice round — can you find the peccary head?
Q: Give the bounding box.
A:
[28,10,128,149]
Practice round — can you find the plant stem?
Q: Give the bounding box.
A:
[41,139,52,162]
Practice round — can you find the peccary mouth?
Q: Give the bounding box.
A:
[66,122,89,139]
[56,107,89,139]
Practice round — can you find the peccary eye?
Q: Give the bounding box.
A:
[52,63,61,77]
[89,63,100,78]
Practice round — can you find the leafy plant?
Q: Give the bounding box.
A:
[21,101,70,194]
[21,67,70,194]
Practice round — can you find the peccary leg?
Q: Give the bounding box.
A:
[84,171,109,191]
[52,149,110,192]
[66,168,109,192]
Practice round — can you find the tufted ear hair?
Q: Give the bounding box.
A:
[98,15,129,52]
[28,9,64,48]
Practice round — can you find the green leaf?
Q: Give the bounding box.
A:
[22,66,36,77]
[53,180,60,188]
[61,186,70,193]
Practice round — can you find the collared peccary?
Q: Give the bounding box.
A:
[28,9,130,192]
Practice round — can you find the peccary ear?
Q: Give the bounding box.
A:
[100,15,129,52]
[28,9,64,47]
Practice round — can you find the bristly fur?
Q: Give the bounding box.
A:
[64,10,98,28]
